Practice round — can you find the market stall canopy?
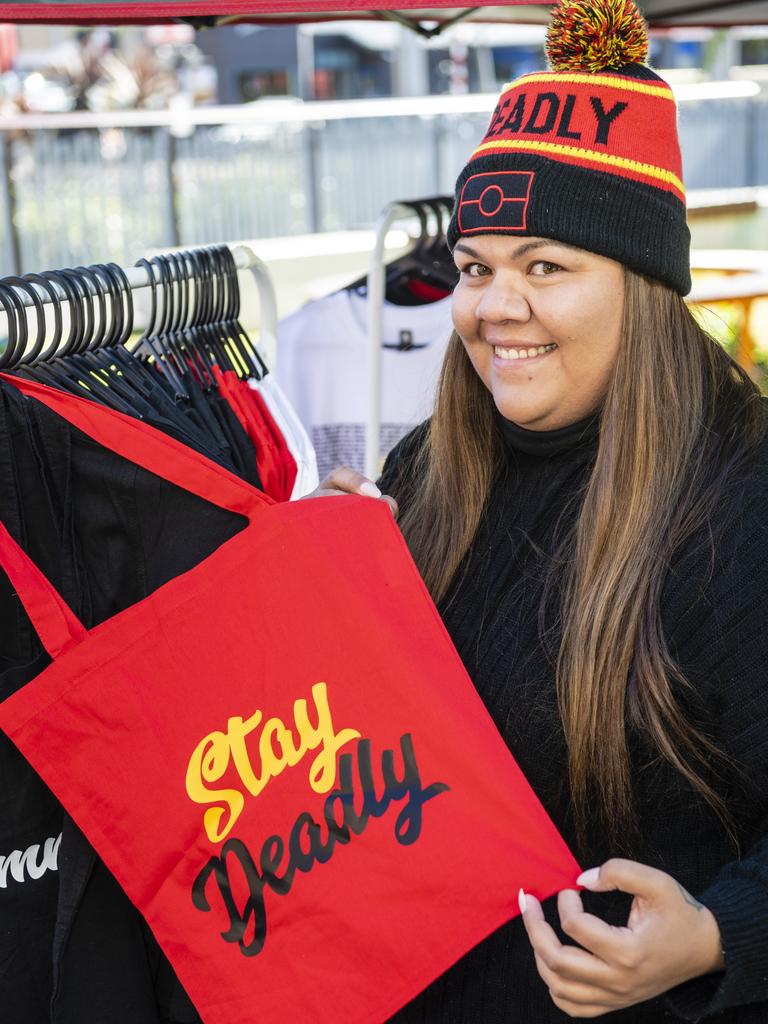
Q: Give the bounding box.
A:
[3,1,768,32]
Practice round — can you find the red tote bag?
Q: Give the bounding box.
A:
[0,376,580,1024]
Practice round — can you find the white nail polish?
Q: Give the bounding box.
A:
[518,888,528,914]
[576,867,601,888]
[359,481,382,498]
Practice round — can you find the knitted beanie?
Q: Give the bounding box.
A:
[446,0,691,295]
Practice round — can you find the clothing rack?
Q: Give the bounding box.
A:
[1,242,318,503]
[3,244,278,357]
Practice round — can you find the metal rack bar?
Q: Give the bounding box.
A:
[3,244,278,354]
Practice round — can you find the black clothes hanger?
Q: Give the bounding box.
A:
[96,260,198,427]
[74,265,108,353]
[59,269,94,356]
[13,263,147,419]
[46,271,83,360]
[344,197,458,307]
[147,255,191,387]
[218,246,261,380]
[216,245,268,381]
[133,257,187,400]
[0,247,264,489]
[144,251,236,459]
[24,270,93,394]
[185,249,217,377]
[0,282,26,369]
[201,247,242,376]
[65,265,144,416]
[69,257,236,462]
[383,199,458,304]
[39,266,126,412]
[342,198,434,296]
[18,274,63,366]
[342,200,428,299]
[97,263,160,401]
[13,272,84,395]
[2,277,47,367]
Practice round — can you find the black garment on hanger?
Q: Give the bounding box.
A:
[209,390,261,488]
[0,380,237,1024]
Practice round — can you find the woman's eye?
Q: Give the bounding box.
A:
[530,260,563,276]
[459,262,490,278]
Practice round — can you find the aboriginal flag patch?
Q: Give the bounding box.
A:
[458,171,535,234]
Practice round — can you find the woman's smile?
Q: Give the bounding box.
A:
[492,343,558,365]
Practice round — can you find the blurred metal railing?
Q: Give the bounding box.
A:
[1,84,766,276]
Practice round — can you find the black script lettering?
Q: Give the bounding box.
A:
[488,97,511,136]
[383,734,450,846]
[556,95,582,141]
[260,834,290,894]
[191,732,449,958]
[524,92,560,135]
[322,786,353,846]
[590,97,628,145]
[502,94,527,134]
[322,770,356,844]
[192,837,267,954]
[329,751,369,835]
[290,811,334,871]
[358,738,393,821]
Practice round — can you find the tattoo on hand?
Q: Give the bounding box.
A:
[677,882,704,911]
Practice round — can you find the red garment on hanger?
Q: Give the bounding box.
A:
[247,382,298,500]
[0,375,580,1024]
[211,363,248,432]
[407,277,451,301]
[211,365,285,501]
[220,369,297,501]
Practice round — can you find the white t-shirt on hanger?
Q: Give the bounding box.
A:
[276,289,453,479]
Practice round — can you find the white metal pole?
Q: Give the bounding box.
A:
[366,201,413,481]
[239,247,279,367]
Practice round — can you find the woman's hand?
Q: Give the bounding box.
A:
[520,859,725,1018]
[303,467,398,517]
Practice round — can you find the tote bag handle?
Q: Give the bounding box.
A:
[0,521,87,659]
[0,372,276,658]
[0,374,274,519]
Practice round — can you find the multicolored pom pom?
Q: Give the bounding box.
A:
[546,0,649,73]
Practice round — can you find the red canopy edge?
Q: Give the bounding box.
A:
[2,0,767,26]
[0,0,548,19]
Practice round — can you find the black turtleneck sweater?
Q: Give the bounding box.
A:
[378,413,768,1024]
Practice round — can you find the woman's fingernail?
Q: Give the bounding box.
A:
[359,481,382,498]
[576,867,601,889]
[518,889,528,914]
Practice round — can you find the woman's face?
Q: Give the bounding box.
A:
[452,234,625,431]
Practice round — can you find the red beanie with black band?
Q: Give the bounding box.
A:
[446,0,691,296]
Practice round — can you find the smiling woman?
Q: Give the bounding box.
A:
[451,236,625,430]
[308,0,768,1022]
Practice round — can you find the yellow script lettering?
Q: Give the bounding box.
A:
[227,711,264,794]
[185,682,360,843]
[300,682,361,794]
[185,732,245,844]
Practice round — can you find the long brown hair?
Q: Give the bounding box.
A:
[395,269,766,845]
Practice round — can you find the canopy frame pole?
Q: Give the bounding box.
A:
[378,7,480,38]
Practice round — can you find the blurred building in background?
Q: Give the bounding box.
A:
[7,21,767,113]
[4,20,768,288]
[5,19,768,378]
